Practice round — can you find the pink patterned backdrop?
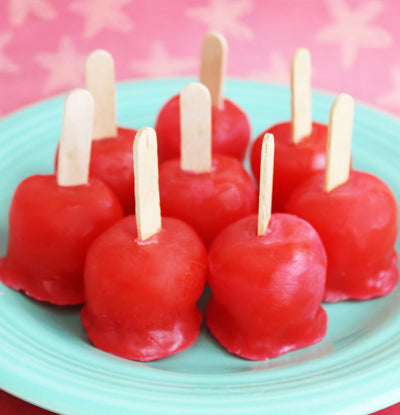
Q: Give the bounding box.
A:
[0,0,399,414]
[1,0,400,118]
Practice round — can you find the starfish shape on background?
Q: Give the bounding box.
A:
[316,0,392,69]
[249,51,290,84]
[8,0,56,26]
[35,37,86,93]
[69,0,133,39]
[0,32,19,73]
[377,65,400,113]
[186,0,254,40]
[130,41,197,78]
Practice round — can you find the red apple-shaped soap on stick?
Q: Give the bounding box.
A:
[0,89,124,305]
[155,32,251,162]
[81,127,208,361]
[286,94,399,301]
[159,82,257,248]
[251,48,328,211]
[85,50,137,214]
[206,133,328,360]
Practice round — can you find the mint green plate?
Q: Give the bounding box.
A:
[0,80,399,415]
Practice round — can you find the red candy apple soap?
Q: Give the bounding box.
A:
[81,127,208,361]
[206,133,328,360]
[155,32,250,162]
[286,94,398,301]
[159,82,257,248]
[251,48,328,211]
[0,89,123,305]
[85,49,137,214]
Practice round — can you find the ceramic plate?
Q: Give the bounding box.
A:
[0,79,399,415]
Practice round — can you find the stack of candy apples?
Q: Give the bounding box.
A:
[0,32,398,362]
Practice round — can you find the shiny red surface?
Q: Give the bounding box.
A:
[155,95,250,162]
[250,121,328,212]
[88,126,136,215]
[81,216,207,361]
[0,175,123,305]
[206,213,327,360]
[285,170,399,301]
[159,154,257,248]
[55,127,136,215]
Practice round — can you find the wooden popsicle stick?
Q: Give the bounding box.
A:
[85,49,118,140]
[57,89,94,187]
[133,127,162,241]
[180,82,212,173]
[200,31,227,109]
[291,48,312,144]
[324,93,354,192]
[257,133,275,236]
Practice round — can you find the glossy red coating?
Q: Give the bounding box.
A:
[159,154,258,248]
[155,95,250,162]
[285,170,399,301]
[55,127,136,215]
[206,213,327,360]
[250,121,328,212]
[81,216,208,361]
[89,127,136,215]
[0,175,124,305]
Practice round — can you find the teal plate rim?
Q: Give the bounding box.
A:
[0,79,399,415]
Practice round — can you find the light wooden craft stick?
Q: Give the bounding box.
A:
[85,49,117,140]
[291,48,312,144]
[133,127,162,240]
[200,31,227,109]
[180,82,212,173]
[257,133,275,236]
[324,93,354,192]
[57,89,94,187]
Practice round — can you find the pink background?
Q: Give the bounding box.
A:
[1,0,400,118]
[0,0,399,414]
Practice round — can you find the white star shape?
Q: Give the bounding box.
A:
[8,0,56,26]
[130,42,197,78]
[186,0,254,40]
[377,66,400,113]
[316,0,392,69]
[69,0,133,39]
[249,51,289,84]
[35,37,86,93]
[0,31,19,73]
